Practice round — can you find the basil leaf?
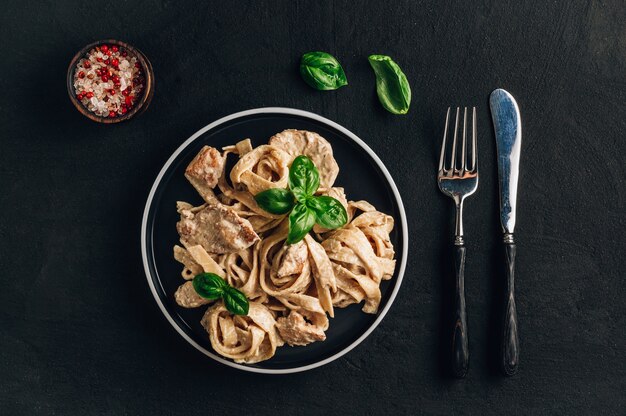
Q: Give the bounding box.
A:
[192,271,250,315]
[289,155,320,202]
[307,196,348,229]
[192,273,227,300]
[286,203,316,244]
[300,51,348,91]
[223,286,249,316]
[255,188,295,215]
[368,55,411,115]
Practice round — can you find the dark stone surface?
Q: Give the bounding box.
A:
[1,0,624,414]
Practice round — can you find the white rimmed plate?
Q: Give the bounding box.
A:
[141,108,408,374]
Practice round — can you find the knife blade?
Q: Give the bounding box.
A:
[490,88,521,376]
[491,89,522,237]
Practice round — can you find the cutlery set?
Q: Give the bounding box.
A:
[437,89,522,378]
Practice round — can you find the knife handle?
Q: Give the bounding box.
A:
[502,242,519,376]
[452,245,469,378]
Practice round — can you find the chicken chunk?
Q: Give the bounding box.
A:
[184,146,225,203]
[276,311,326,346]
[275,241,308,278]
[269,129,339,189]
[174,281,211,308]
[177,204,259,254]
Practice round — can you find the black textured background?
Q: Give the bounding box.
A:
[1,1,625,414]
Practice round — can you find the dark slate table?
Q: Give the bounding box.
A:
[1,1,624,414]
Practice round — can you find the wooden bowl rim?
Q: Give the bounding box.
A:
[67,39,154,124]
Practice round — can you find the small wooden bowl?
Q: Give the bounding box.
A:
[67,39,154,123]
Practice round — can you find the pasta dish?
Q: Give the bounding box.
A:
[173,129,396,364]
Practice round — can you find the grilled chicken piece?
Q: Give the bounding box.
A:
[174,281,211,308]
[269,129,339,189]
[177,204,259,254]
[276,311,326,346]
[185,146,225,203]
[275,241,308,278]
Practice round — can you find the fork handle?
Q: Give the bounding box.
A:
[501,242,519,376]
[452,245,469,378]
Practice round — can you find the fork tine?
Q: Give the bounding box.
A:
[461,107,468,172]
[450,107,460,171]
[439,107,451,171]
[471,107,477,171]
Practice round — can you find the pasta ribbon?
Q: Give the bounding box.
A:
[230,145,292,195]
[202,301,284,364]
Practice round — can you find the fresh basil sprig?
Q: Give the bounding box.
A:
[307,196,348,230]
[289,154,320,201]
[254,188,295,215]
[192,273,249,315]
[300,51,348,91]
[255,155,348,244]
[368,55,411,115]
[222,286,249,316]
[287,202,317,244]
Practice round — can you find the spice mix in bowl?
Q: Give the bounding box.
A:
[67,40,154,123]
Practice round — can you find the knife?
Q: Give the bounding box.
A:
[490,89,521,376]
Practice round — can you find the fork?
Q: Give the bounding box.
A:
[437,107,478,378]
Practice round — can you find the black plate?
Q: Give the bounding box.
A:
[141,108,408,373]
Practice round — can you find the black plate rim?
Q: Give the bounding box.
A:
[141,107,408,374]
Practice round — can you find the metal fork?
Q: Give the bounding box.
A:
[437,107,478,378]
